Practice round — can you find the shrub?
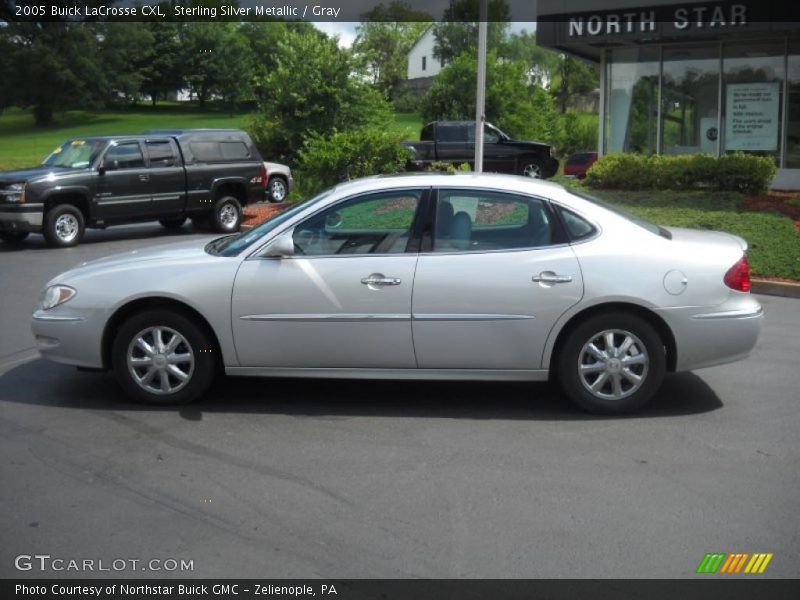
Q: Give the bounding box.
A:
[425,161,471,173]
[554,112,598,157]
[295,126,412,197]
[391,89,422,113]
[586,152,776,194]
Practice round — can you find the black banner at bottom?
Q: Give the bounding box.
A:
[3,579,800,600]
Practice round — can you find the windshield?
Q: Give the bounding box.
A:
[42,140,106,169]
[569,190,671,239]
[209,189,334,257]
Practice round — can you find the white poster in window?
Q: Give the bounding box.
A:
[725,82,780,151]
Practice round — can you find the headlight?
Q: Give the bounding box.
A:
[1,182,26,203]
[38,285,77,311]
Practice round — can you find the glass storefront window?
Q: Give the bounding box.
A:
[605,47,659,154]
[661,45,720,155]
[784,43,800,168]
[722,43,784,163]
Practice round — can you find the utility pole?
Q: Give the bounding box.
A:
[474,0,488,173]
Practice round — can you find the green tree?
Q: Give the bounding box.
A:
[353,2,432,97]
[550,55,598,113]
[142,22,185,107]
[248,28,391,164]
[420,51,556,141]
[2,20,107,124]
[432,0,510,63]
[212,25,255,109]
[100,23,155,104]
[502,30,560,88]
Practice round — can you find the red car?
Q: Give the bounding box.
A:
[563,151,598,179]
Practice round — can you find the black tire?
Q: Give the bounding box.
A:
[43,204,85,248]
[159,217,187,230]
[519,157,545,179]
[556,311,666,415]
[0,231,29,244]
[111,309,217,405]
[211,196,242,233]
[267,176,288,203]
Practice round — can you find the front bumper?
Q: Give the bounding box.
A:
[32,307,107,369]
[657,295,763,371]
[0,203,44,233]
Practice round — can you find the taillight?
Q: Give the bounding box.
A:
[724,255,751,292]
[260,163,268,187]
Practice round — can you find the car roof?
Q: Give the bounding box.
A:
[333,172,567,197]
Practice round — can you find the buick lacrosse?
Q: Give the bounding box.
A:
[32,174,762,414]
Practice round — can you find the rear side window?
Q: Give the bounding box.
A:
[190,142,222,161]
[220,141,250,160]
[438,125,468,142]
[567,153,593,166]
[145,140,177,167]
[557,206,597,241]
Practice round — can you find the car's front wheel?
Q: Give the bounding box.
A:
[557,312,666,414]
[112,309,217,405]
[43,204,85,247]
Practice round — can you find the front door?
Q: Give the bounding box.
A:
[231,189,426,368]
[412,188,584,370]
[94,141,151,220]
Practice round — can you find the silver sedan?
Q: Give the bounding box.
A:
[31,174,762,414]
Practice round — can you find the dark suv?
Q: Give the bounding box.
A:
[0,128,266,247]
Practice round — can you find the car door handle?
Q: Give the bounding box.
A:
[361,274,402,287]
[139,174,150,182]
[532,272,573,284]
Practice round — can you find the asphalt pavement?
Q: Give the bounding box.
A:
[1,224,798,578]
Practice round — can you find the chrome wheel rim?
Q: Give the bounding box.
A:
[55,213,79,242]
[219,203,238,229]
[578,329,649,401]
[270,179,286,201]
[127,326,195,395]
[522,163,542,178]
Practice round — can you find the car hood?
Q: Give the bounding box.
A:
[52,237,221,284]
[0,166,70,184]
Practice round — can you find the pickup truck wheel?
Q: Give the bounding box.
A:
[211,196,242,233]
[159,217,187,230]
[43,204,85,248]
[520,159,544,179]
[0,231,29,244]
[112,309,216,405]
[268,177,287,203]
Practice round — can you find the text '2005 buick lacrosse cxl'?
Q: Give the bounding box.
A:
[31,173,762,414]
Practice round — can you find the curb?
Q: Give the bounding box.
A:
[751,278,800,299]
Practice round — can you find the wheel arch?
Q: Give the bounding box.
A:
[545,301,678,376]
[212,178,247,204]
[42,190,92,221]
[101,296,223,371]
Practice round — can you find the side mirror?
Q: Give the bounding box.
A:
[262,229,295,258]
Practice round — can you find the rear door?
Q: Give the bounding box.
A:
[411,188,584,370]
[145,139,186,215]
[94,141,151,220]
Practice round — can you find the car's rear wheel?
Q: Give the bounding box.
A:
[112,309,217,405]
[159,217,187,230]
[0,231,29,244]
[268,176,287,203]
[43,204,85,247]
[520,158,544,179]
[211,196,242,233]
[557,312,666,415]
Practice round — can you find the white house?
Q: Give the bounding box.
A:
[407,26,445,80]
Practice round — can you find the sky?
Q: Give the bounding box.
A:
[313,22,538,48]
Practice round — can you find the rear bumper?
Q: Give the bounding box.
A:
[657,295,763,371]
[0,203,43,233]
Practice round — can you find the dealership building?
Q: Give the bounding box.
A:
[537,0,800,188]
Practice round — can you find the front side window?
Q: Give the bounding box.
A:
[293,191,421,256]
[433,190,554,252]
[105,142,145,170]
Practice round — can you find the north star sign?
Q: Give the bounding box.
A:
[568,3,747,37]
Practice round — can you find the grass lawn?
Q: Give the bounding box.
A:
[0,105,249,170]
[389,112,422,141]
[561,185,800,280]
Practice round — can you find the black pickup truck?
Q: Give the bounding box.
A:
[0,128,266,247]
[403,121,559,179]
